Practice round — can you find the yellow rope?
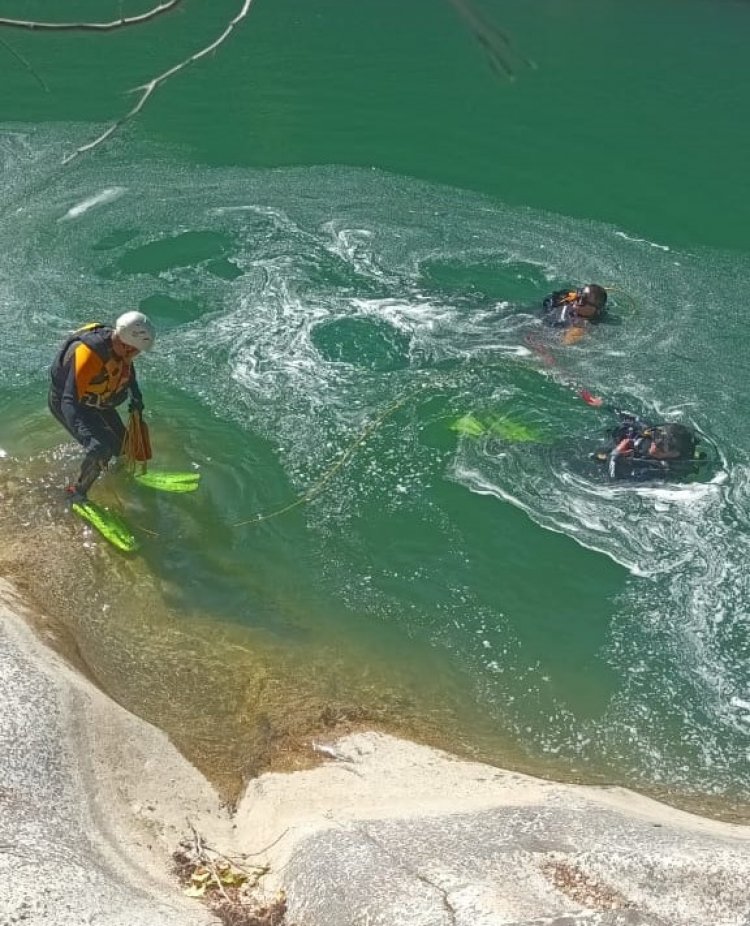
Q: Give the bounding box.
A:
[233,386,425,528]
[109,482,160,538]
[117,289,638,537]
[232,354,556,530]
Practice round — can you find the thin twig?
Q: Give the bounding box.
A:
[62,0,255,164]
[187,818,206,854]
[203,842,272,879]
[206,853,233,904]
[182,820,279,879]
[183,821,264,901]
[0,0,185,32]
[0,34,48,91]
[228,828,292,858]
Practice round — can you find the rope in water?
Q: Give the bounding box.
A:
[232,384,427,528]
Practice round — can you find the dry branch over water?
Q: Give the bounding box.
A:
[1,0,526,165]
[65,0,256,163]
[0,0,255,163]
[0,0,185,32]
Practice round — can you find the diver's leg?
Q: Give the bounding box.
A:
[73,451,105,498]
[48,389,77,440]
[49,391,99,500]
[97,408,127,459]
[71,409,125,498]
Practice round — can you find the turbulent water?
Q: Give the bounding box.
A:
[0,121,747,809]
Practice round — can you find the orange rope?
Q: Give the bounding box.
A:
[122,411,150,474]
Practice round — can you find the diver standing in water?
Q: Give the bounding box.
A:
[541,283,608,344]
[49,312,156,502]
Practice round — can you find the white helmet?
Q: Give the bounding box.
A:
[115,311,156,352]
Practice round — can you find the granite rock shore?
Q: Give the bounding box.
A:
[1,581,749,926]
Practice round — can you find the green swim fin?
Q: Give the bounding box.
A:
[449,413,542,443]
[134,470,201,493]
[71,500,139,553]
[449,414,486,437]
[484,415,542,443]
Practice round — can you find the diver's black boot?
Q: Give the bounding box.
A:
[73,451,107,501]
[65,484,88,506]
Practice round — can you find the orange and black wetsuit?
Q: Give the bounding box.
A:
[49,324,144,494]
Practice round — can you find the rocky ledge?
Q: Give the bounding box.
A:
[1,581,748,926]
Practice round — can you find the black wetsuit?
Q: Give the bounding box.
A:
[593,415,701,482]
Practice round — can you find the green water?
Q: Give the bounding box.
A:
[1,0,748,812]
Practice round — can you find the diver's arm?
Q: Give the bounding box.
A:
[607,437,633,479]
[562,325,586,345]
[59,345,102,449]
[543,289,575,311]
[128,366,144,412]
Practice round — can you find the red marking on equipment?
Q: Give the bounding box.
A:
[579,389,604,407]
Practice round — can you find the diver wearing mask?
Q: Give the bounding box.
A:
[541,284,608,344]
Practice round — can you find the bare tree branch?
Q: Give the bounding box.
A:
[61,0,255,164]
[0,0,185,32]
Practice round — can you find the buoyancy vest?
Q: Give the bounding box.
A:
[541,289,581,328]
[50,323,135,409]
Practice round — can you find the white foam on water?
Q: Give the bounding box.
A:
[60,186,127,220]
[614,230,671,251]
[454,463,653,577]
